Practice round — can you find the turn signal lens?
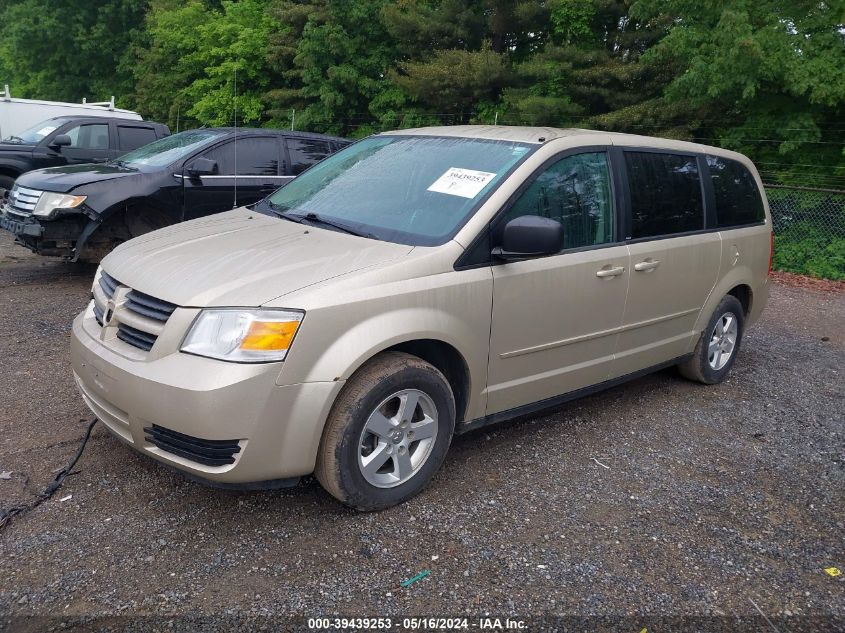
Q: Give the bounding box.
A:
[240,320,300,351]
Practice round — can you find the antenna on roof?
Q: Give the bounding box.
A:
[233,67,238,209]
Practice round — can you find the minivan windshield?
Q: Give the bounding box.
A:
[3,117,75,144]
[115,130,225,169]
[264,135,535,246]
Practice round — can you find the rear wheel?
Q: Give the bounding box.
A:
[315,351,455,511]
[679,295,745,384]
[0,174,15,192]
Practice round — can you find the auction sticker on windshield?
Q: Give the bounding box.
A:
[427,167,496,199]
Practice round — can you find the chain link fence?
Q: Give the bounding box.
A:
[765,185,845,280]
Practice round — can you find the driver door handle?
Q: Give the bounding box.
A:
[596,265,625,278]
[634,259,661,272]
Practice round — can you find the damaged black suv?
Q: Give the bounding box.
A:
[0,127,347,262]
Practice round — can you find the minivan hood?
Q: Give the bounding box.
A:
[102,209,414,307]
[16,163,138,192]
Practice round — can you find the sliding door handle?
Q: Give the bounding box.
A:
[596,266,625,278]
[634,259,661,272]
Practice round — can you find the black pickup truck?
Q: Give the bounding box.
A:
[0,116,170,192]
[0,128,348,261]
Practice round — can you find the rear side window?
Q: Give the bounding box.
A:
[625,151,704,238]
[117,126,158,151]
[287,138,332,175]
[707,156,765,227]
[202,137,280,175]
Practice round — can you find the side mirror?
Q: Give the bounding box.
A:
[187,157,218,177]
[50,134,71,149]
[493,216,565,261]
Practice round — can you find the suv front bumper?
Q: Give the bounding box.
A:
[0,208,43,238]
[70,305,344,485]
[0,204,88,258]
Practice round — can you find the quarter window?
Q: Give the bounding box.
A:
[707,156,765,227]
[501,152,615,250]
[625,152,703,238]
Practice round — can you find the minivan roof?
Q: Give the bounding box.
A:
[380,125,742,161]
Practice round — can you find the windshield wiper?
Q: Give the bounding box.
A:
[272,207,377,239]
[4,135,25,144]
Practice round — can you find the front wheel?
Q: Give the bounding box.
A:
[315,351,456,511]
[679,295,745,384]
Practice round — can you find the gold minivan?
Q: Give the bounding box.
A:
[70,126,771,509]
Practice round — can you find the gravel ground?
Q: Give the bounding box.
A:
[0,231,843,632]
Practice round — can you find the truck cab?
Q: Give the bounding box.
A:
[0,116,170,192]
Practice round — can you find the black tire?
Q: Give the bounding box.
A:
[679,295,745,384]
[315,351,456,511]
[0,174,15,192]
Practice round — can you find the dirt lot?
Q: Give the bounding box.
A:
[0,231,843,631]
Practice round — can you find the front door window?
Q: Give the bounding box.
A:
[500,151,614,249]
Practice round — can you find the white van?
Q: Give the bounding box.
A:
[0,85,141,140]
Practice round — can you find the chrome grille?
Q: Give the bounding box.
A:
[92,269,178,353]
[116,323,157,351]
[93,302,105,326]
[6,185,42,218]
[99,270,120,298]
[125,290,177,322]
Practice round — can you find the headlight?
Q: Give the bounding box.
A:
[181,309,304,363]
[33,192,87,219]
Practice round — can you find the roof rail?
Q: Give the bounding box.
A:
[0,86,120,110]
[81,96,116,111]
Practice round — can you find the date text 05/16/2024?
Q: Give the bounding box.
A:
[307,617,527,630]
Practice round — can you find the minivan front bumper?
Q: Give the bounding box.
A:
[70,308,344,484]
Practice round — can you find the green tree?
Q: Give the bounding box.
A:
[0,0,147,105]
[381,0,552,125]
[265,0,399,136]
[627,0,845,185]
[134,0,276,128]
[501,1,670,128]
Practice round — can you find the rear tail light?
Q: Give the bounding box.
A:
[768,231,774,275]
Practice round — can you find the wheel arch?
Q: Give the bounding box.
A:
[381,339,471,424]
[75,197,180,262]
[293,307,482,427]
[98,196,180,225]
[727,283,753,317]
[0,165,21,180]
[691,266,758,340]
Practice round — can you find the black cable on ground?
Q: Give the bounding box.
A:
[0,418,97,532]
